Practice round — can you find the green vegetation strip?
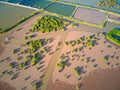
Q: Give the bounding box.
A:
[107,28,120,46]
[0,11,39,34]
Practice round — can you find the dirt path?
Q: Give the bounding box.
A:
[41,31,69,90]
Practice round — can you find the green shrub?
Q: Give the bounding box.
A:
[31,53,42,66]
[74,66,83,76]
[57,60,68,69]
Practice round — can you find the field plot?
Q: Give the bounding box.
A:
[20,0,38,6]
[52,30,120,87]
[8,0,22,3]
[74,7,106,25]
[33,0,52,9]
[44,2,76,16]
[0,2,35,30]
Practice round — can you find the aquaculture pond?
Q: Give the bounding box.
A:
[44,2,76,16]
[62,0,120,13]
[62,0,98,7]
[0,0,8,2]
[20,0,38,6]
[33,0,52,9]
[8,0,22,3]
[0,2,35,30]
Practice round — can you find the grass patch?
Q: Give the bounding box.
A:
[107,28,120,46]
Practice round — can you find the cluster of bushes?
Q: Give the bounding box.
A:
[97,0,118,8]
[64,35,97,47]
[20,52,43,68]
[31,53,43,66]
[107,28,120,46]
[33,80,42,90]
[9,62,18,68]
[57,60,68,69]
[25,34,37,40]
[12,49,18,54]
[26,39,44,52]
[31,16,64,33]
[0,11,39,34]
[12,48,21,54]
[74,66,83,76]
[19,38,50,68]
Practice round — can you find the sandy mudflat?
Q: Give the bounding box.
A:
[48,67,120,90]
[79,67,120,90]
[74,7,106,24]
[0,45,4,56]
[0,80,16,90]
[46,80,76,90]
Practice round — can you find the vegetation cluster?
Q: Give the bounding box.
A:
[31,16,64,33]
[107,28,120,46]
[74,66,83,76]
[97,0,119,8]
[57,60,68,71]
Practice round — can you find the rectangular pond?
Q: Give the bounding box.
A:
[62,0,98,7]
[33,0,52,9]
[8,0,22,3]
[20,0,38,6]
[74,7,106,25]
[44,2,76,16]
[0,2,35,30]
[0,0,8,2]
[118,0,120,6]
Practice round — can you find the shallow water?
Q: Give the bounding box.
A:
[62,0,120,13]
